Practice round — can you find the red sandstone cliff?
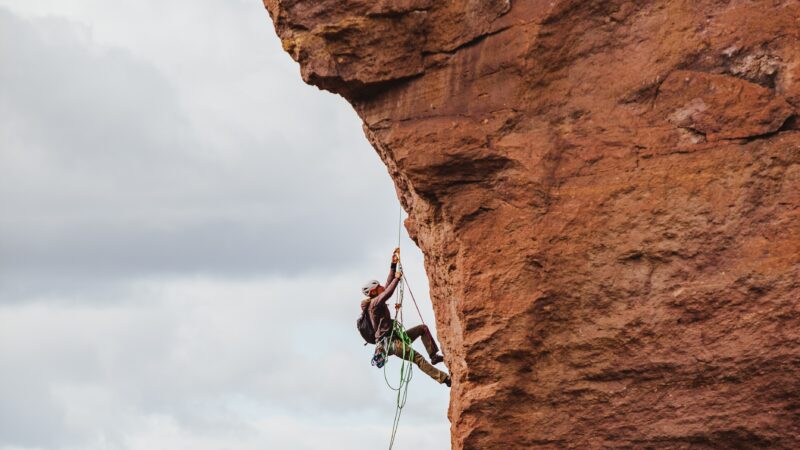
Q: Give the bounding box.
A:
[263,1,800,448]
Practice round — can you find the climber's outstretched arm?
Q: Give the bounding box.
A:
[375,276,400,306]
[385,262,396,287]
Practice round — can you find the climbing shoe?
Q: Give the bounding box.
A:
[371,352,386,369]
[430,353,444,365]
[444,376,451,387]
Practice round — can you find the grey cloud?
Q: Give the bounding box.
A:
[1,203,396,290]
[0,5,399,293]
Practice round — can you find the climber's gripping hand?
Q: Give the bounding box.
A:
[395,269,403,280]
[392,247,400,264]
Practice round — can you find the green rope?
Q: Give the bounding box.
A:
[383,319,414,449]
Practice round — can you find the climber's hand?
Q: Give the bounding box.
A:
[395,303,401,310]
[392,247,400,264]
[395,270,403,279]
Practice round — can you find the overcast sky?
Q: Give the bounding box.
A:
[0,1,450,449]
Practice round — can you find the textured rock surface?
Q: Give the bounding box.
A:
[264,1,800,448]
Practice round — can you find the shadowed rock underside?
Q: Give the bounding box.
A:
[264,1,800,448]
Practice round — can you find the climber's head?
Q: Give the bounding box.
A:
[362,280,383,298]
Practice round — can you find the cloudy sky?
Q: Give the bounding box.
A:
[0,1,450,449]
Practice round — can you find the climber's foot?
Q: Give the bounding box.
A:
[430,353,444,365]
[444,376,451,387]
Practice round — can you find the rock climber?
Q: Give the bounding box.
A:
[358,248,451,387]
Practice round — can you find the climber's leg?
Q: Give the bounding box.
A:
[404,324,440,357]
[389,340,450,385]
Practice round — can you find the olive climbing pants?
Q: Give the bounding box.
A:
[380,324,449,384]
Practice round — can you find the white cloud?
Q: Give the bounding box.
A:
[0,275,449,449]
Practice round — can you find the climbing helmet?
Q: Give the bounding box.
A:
[362,279,380,297]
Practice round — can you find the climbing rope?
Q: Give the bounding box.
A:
[381,208,415,450]
[400,272,426,328]
[383,318,413,449]
[384,272,413,445]
[380,206,447,449]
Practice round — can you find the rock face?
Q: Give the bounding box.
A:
[264,1,800,448]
